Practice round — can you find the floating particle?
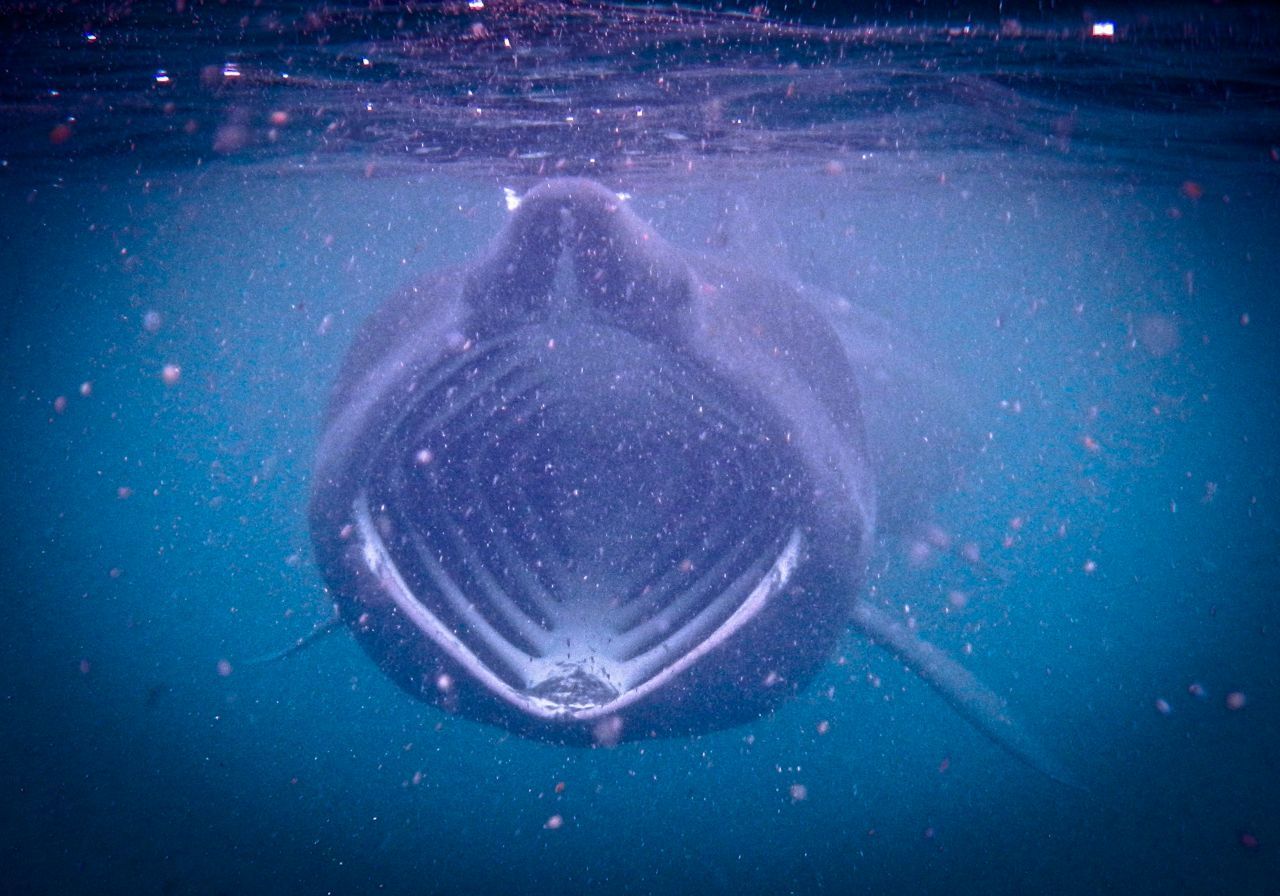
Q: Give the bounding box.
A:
[1239,830,1260,850]
[1226,691,1246,710]
[924,524,952,550]
[816,720,830,735]
[554,781,566,794]
[1155,698,1172,716]
[161,364,182,386]
[1082,559,1098,575]
[1180,181,1204,201]
[79,381,92,397]
[79,659,91,675]
[435,673,453,694]
[1081,434,1101,453]
[269,110,289,126]
[213,123,250,154]
[414,448,434,466]
[50,123,73,145]
[948,590,969,610]
[1136,313,1181,358]
[938,756,950,773]
[1188,682,1207,699]
[143,310,163,333]
[216,659,233,677]
[789,783,808,803]
[592,715,623,748]
[544,814,563,830]
[53,395,68,414]
[116,486,133,500]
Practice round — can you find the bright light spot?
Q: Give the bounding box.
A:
[468,0,485,8]
[154,70,171,84]
[222,63,241,78]
[503,187,521,212]
[84,32,98,42]
[361,57,372,67]
[1091,22,1115,38]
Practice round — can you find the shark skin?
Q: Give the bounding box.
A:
[308,178,1073,784]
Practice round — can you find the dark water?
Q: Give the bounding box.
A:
[2,3,1278,895]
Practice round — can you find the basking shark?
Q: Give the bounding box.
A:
[309,178,1071,781]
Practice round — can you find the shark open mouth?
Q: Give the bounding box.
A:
[350,318,807,721]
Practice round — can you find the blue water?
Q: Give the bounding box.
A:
[2,4,1278,895]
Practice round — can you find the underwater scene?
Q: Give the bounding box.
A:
[1,3,1277,894]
